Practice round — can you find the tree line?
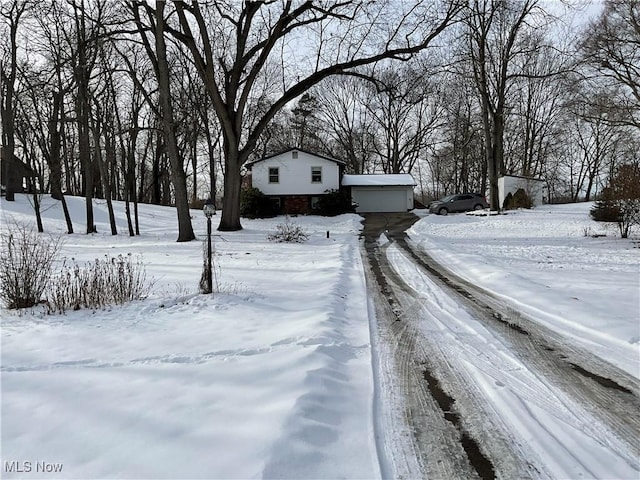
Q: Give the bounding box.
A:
[1,0,638,239]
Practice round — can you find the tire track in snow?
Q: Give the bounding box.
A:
[362,214,489,480]
[386,226,640,478]
[363,213,640,479]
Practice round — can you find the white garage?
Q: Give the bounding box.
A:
[342,174,416,213]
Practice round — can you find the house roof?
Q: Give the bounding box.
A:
[342,174,416,187]
[247,147,346,167]
[1,148,36,178]
[500,174,544,182]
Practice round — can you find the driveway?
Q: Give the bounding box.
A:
[360,213,640,480]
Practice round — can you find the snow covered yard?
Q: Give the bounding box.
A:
[408,203,640,379]
[1,195,378,479]
[378,204,639,479]
[2,195,639,479]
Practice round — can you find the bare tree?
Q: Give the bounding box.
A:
[431,69,486,196]
[581,0,640,130]
[132,1,195,241]
[1,0,35,202]
[136,1,463,231]
[466,0,554,210]
[315,76,375,174]
[505,30,568,178]
[364,64,444,174]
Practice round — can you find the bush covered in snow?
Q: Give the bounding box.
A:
[267,217,309,243]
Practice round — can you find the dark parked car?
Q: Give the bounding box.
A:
[429,193,489,215]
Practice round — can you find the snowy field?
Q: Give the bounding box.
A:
[1,194,639,479]
[408,204,640,379]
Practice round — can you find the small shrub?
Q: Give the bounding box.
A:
[241,187,279,219]
[46,254,151,314]
[0,223,61,309]
[315,189,355,216]
[590,195,620,223]
[504,188,532,210]
[502,192,513,210]
[611,163,640,238]
[514,188,533,208]
[267,217,309,243]
[591,165,640,238]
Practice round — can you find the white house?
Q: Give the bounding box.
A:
[342,174,416,213]
[248,148,345,214]
[498,175,545,208]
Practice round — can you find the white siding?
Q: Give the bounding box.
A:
[251,151,340,195]
[498,176,545,207]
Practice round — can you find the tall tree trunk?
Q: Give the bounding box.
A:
[0,3,27,202]
[154,1,194,241]
[77,92,95,233]
[152,135,162,204]
[91,114,117,235]
[60,194,74,234]
[105,127,119,231]
[126,128,138,237]
[48,91,64,200]
[27,174,44,233]
[191,117,198,204]
[47,90,74,233]
[204,124,218,205]
[218,141,243,231]
[74,5,95,234]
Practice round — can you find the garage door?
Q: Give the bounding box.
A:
[352,187,408,213]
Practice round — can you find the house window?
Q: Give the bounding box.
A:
[292,151,298,159]
[311,196,320,210]
[311,166,322,183]
[269,167,279,183]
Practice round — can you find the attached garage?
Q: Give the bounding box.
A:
[342,174,416,213]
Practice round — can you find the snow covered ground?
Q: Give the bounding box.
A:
[373,204,639,480]
[1,195,639,479]
[407,204,639,379]
[1,195,378,479]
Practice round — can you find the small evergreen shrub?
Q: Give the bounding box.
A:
[240,187,279,218]
[504,188,532,210]
[590,192,620,222]
[315,189,354,216]
[513,188,533,208]
[502,192,513,210]
[267,217,309,243]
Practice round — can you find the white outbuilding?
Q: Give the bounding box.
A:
[498,175,545,207]
[342,174,416,213]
